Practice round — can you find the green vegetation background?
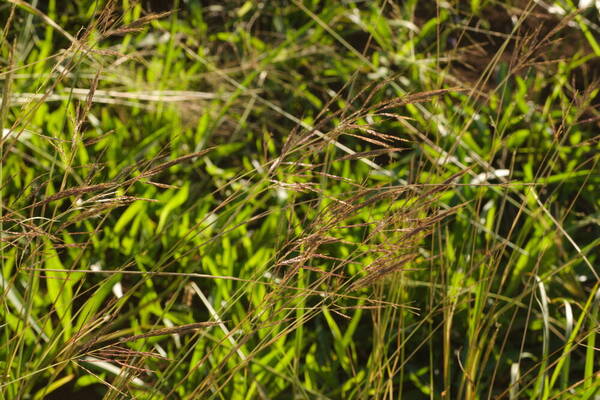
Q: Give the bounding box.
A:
[0,0,598,399]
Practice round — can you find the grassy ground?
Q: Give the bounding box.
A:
[0,0,599,398]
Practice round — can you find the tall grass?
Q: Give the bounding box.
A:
[0,0,598,398]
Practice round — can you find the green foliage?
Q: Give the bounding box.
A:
[0,0,598,399]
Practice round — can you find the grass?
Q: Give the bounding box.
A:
[0,0,599,398]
